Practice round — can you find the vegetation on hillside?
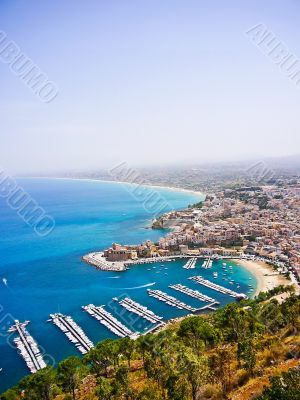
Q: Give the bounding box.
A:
[1,290,299,400]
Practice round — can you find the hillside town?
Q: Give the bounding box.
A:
[97,181,300,284]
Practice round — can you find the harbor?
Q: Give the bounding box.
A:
[83,304,137,338]
[169,283,219,304]
[8,321,46,374]
[182,257,197,269]
[49,313,94,354]
[189,276,247,299]
[118,297,164,325]
[147,289,197,311]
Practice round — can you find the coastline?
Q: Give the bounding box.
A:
[16,176,205,199]
[237,259,292,296]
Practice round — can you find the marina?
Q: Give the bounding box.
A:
[147,289,197,311]
[83,304,136,338]
[49,313,94,354]
[189,276,247,299]
[8,320,46,374]
[182,257,197,269]
[118,297,164,325]
[169,284,219,304]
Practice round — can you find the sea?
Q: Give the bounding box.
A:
[0,178,256,392]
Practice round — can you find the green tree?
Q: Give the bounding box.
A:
[57,356,82,400]
[83,339,113,377]
[0,389,20,400]
[258,368,300,400]
[119,337,135,368]
[237,338,256,377]
[111,366,131,400]
[166,373,190,400]
[18,366,56,400]
[179,350,210,400]
[214,303,257,342]
[178,316,218,354]
[96,377,112,400]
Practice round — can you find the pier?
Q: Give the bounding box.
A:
[202,256,212,269]
[169,284,219,304]
[119,298,164,325]
[183,257,197,269]
[147,289,196,311]
[189,276,247,299]
[83,252,126,271]
[49,313,94,355]
[83,304,137,338]
[8,320,46,374]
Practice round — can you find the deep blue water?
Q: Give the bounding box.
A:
[0,178,256,392]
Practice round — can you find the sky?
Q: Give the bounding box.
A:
[0,0,300,174]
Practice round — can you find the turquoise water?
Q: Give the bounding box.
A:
[0,179,256,392]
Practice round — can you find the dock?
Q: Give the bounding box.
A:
[183,257,197,269]
[119,298,164,325]
[189,276,247,299]
[83,304,137,338]
[49,313,94,354]
[169,284,219,304]
[8,320,46,374]
[202,256,213,269]
[147,289,196,311]
[83,252,126,271]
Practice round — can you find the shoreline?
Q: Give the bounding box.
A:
[237,259,292,296]
[16,176,205,199]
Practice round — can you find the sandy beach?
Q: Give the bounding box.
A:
[238,259,293,296]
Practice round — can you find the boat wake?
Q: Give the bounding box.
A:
[106,276,121,279]
[120,282,156,290]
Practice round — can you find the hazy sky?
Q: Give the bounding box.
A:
[0,0,300,174]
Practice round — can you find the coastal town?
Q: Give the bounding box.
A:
[83,178,300,290]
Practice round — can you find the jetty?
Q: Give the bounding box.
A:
[169,284,219,304]
[147,289,196,311]
[8,320,46,374]
[83,252,126,271]
[183,257,197,269]
[202,256,213,269]
[189,276,247,299]
[119,298,164,325]
[83,304,137,338]
[49,313,94,354]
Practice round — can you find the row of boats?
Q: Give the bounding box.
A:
[169,283,218,303]
[202,257,213,269]
[8,321,46,374]
[147,289,197,312]
[189,276,247,299]
[83,304,136,339]
[49,313,94,354]
[182,257,197,269]
[118,297,164,325]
